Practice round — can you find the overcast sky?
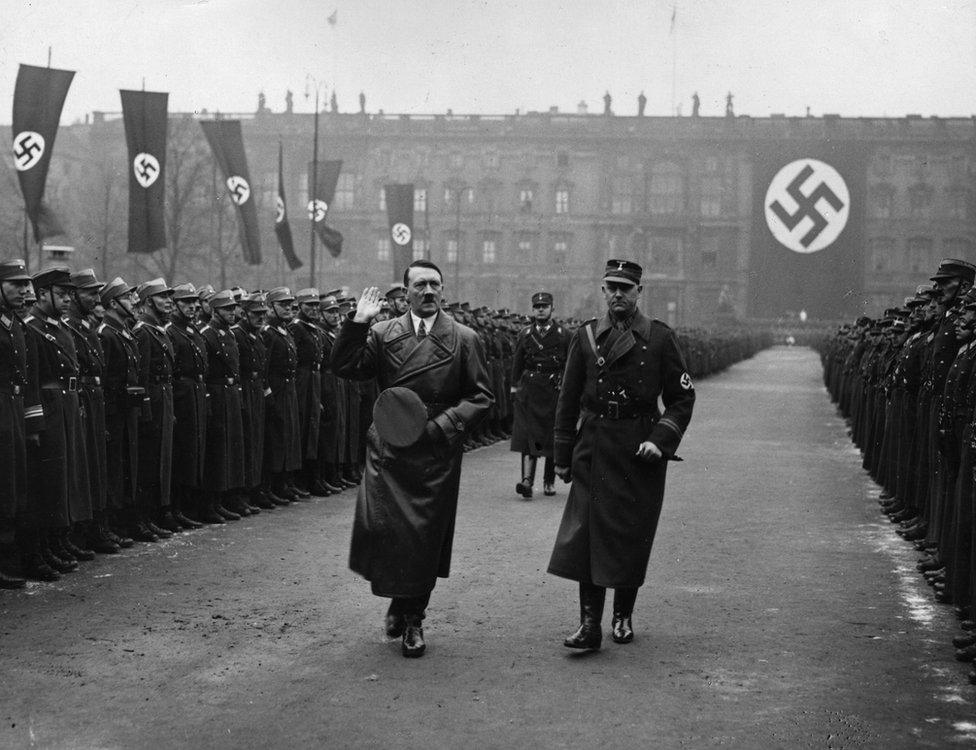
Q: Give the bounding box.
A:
[1,0,975,124]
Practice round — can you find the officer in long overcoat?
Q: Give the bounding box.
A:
[201,291,247,516]
[0,259,43,585]
[509,291,571,499]
[165,283,208,527]
[549,259,695,650]
[289,288,325,493]
[315,293,345,494]
[332,260,494,658]
[261,287,302,500]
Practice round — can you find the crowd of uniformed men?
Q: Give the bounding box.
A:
[820,257,976,685]
[0,257,767,592]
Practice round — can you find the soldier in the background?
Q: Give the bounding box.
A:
[65,269,118,554]
[132,279,177,542]
[386,283,408,316]
[338,296,363,485]
[197,285,215,326]
[262,288,302,501]
[201,291,248,517]
[166,284,209,528]
[510,292,571,499]
[290,289,325,496]
[0,260,43,585]
[234,293,276,510]
[25,266,92,573]
[96,278,139,551]
[317,291,347,494]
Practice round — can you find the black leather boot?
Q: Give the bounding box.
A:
[611,587,638,644]
[401,614,426,657]
[564,583,605,650]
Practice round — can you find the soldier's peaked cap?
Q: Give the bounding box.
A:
[931,258,976,284]
[321,288,342,299]
[209,290,238,309]
[33,265,75,289]
[100,277,135,305]
[603,259,642,286]
[531,291,553,306]
[70,268,103,291]
[320,295,340,311]
[243,293,269,313]
[385,283,407,298]
[0,259,31,282]
[197,284,216,301]
[171,283,199,300]
[136,278,172,301]
[266,287,295,304]
[296,288,321,304]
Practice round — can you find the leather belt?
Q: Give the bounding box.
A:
[80,376,102,387]
[179,374,204,383]
[0,384,23,395]
[147,374,170,383]
[584,400,657,420]
[208,377,238,386]
[42,377,79,392]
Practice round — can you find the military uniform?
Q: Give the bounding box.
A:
[233,294,272,507]
[289,289,326,490]
[261,288,302,496]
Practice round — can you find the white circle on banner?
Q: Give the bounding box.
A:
[133,153,161,188]
[391,222,412,246]
[764,159,849,254]
[226,176,251,205]
[275,196,285,224]
[13,131,45,171]
[307,199,328,222]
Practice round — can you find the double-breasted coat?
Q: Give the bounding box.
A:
[289,317,325,461]
[98,316,140,511]
[509,322,571,457]
[331,311,494,597]
[166,318,209,489]
[233,321,269,488]
[201,320,245,492]
[65,312,108,513]
[317,324,343,467]
[133,316,175,511]
[548,311,695,588]
[260,322,301,474]
[0,309,41,521]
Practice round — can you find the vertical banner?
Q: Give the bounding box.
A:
[748,141,868,319]
[120,89,168,254]
[12,63,75,242]
[199,120,262,265]
[384,183,414,282]
[275,142,302,270]
[308,160,344,257]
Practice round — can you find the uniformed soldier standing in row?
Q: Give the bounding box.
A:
[315,293,346,495]
[65,269,118,554]
[262,288,302,501]
[291,289,326,495]
[167,283,209,528]
[97,278,139,549]
[0,260,42,585]
[549,259,696,650]
[510,291,571,499]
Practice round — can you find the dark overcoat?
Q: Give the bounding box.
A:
[201,321,245,492]
[98,316,140,511]
[332,311,494,597]
[233,322,269,488]
[0,311,41,521]
[134,317,175,510]
[510,322,571,457]
[289,317,325,461]
[166,319,209,488]
[548,311,695,588]
[261,322,302,473]
[65,313,108,513]
[25,311,91,526]
[317,326,343,465]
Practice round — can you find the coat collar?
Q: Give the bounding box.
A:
[382,311,457,384]
[592,310,653,368]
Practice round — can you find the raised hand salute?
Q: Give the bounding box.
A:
[353,287,383,324]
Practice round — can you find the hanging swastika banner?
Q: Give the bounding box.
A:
[121,89,168,254]
[749,142,867,319]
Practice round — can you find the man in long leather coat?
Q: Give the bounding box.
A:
[549,259,695,651]
[332,260,494,658]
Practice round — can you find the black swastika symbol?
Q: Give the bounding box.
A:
[768,164,845,248]
[14,134,42,167]
[136,156,157,182]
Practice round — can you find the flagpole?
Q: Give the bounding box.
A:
[309,88,320,289]
[670,5,677,115]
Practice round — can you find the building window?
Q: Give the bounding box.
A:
[518,188,534,213]
[557,151,569,168]
[333,173,355,210]
[482,238,497,263]
[413,237,427,261]
[379,188,386,212]
[484,151,499,169]
[649,162,683,214]
[555,188,570,214]
[701,235,719,269]
[871,185,894,219]
[908,185,933,218]
[449,152,464,169]
[516,233,536,261]
[906,237,933,274]
[377,237,390,261]
[414,187,427,214]
[551,240,568,265]
[446,238,459,263]
[610,177,634,215]
[869,237,895,272]
[700,175,723,217]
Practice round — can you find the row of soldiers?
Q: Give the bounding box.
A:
[819,257,976,685]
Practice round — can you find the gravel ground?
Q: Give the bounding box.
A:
[1,346,974,749]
